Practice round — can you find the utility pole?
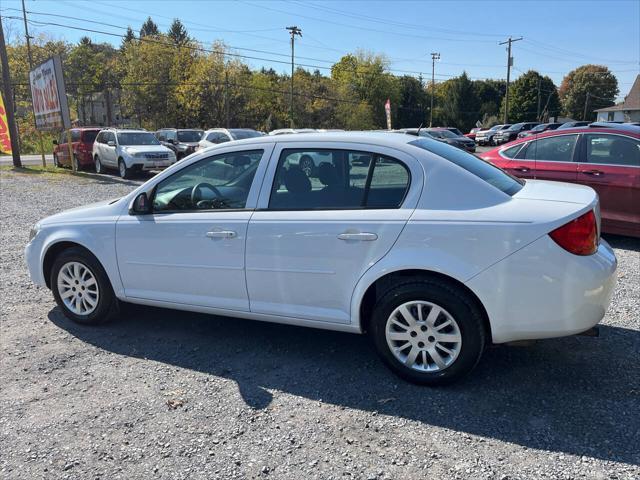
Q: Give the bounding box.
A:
[499,36,523,124]
[583,92,590,121]
[429,52,440,127]
[224,70,230,128]
[0,14,22,167]
[286,26,302,128]
[21,0,55,168]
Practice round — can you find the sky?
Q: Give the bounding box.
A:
[2,0,639,100]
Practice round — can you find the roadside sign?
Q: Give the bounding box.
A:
[0,92,11,154]
[385,98,391,130]
[29,55,71,131]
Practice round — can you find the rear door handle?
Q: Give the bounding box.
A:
[338,232,378,241]
[582,170,604,177]
[206,229,237,239]
[514,166,530,173]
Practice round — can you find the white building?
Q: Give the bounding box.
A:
[594,75,640,123]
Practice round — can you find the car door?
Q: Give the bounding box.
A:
[498,142,536,179]
[57,131,69,165]
[245,142,421,324]
[116,146,273,310]
[577,133,640,235]
[521,133,579,182]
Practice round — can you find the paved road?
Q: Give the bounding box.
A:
[0,154,54,166]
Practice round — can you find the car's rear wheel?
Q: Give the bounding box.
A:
[53,153,60,168]
[370,280,485,385]
[50,247,116,325]
[118,159,131,179]
[95,155,104,174]
[72,154,80,172]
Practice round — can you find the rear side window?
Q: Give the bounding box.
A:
[269,149,410,210]
[82,130,99,143]
[71,130,81,142]
[409,138,523,196]
[523,134,578,162]
[584,134,640,166]
[500,144,523,159]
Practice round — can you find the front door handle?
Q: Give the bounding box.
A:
[206,229,237,239]
[514,166,530,173]
[338,232,378,241]
[582,170,604,177]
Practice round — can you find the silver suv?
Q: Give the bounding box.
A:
[93,129,177,178]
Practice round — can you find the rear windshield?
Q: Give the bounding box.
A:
[408,138,524,196]
[82,130,99,143]
[117,132,160,146]
[229,129,263,140]
[177,130,203,142]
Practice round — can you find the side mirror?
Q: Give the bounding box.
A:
[129,192,152,215]
[107,140,116,147]
[53,139,58,145]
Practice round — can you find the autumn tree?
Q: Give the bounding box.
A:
[559,65,618,120]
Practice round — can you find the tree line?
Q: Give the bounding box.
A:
[4,17,619,153]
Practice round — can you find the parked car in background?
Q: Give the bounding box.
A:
[480,125,640,237]
[557,121,590,130]
[26,132,617,386]
[517,122,563,138]
[465,127,481,140]
[198,128,264,149]
[475,124,512,146]
[156,129,204,160]
[424,128,476,152]
[494,122,541,145]
[93,129,177,179]
[269,128,317,135]
[53,128,101,171]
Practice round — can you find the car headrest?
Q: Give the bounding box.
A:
[225,155,251,167]
[283,166,311,194]
[318,162,339,187]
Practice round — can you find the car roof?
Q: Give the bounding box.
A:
[501,126,640,145]
[205,131,419,148]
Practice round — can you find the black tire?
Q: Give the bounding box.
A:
[95,155,104,174]
[50,247,117,325]
[370,279,486,386]
[118,159,132,179]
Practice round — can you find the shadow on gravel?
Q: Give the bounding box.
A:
[603,233,640,252]
[49,304,640,465]
[5,166,146,187]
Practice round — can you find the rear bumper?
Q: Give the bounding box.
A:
[466,235,617,343]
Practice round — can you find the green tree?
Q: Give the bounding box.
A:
[502,70,560,123]
[438,72,479,132]
[396,75,427,128]
[140,17,159,37]
[559,65,618,120]
[168,19,189,45]
[474,79,505,121]
[122,27,135,49]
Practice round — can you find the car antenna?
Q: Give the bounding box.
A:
[417,123,424,136]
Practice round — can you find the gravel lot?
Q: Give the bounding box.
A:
[1,168,639,480]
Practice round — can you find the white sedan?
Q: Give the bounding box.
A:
[25,132,617,385]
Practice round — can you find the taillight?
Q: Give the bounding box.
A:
[549,210,598,256]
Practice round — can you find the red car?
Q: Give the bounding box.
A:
[53,128,101,170]
[480,125,640,237]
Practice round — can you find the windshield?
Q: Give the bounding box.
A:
[429,130,457,139]
[177,130,203,142]
[229,130,263,140]
[408,138,524,196]
[118,132,160,146]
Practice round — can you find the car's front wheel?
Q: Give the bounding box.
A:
[50,247,116,325]
[95,155,104,174]
[370,279,486,386]
[53,153,60,168]
[118,159,132,179]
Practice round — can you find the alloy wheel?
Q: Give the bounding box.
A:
[56,261,100,315]
[385,300,462,372]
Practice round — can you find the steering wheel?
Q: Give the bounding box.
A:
[191,182,222,208]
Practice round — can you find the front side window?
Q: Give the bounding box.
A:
[117,132,160,146]
[523,134,578,162]
[70,130,81,142]
[585,134,640,166]
[206,132,230,144]
[409,138,524,196]
[153,150,263,212]
[269,149,410,210]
